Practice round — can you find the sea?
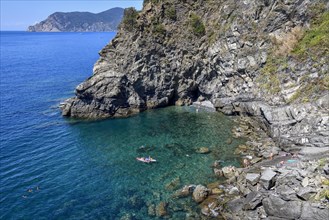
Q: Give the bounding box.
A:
[0,31,244,219]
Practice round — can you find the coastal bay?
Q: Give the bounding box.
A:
[0,32,245,219]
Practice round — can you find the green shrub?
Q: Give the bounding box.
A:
[122,7,138,31]
[153,24,166,36]
[190,13,205,37]
[258,56,284,94]
[292,12,329,58]
[165,5,176,20]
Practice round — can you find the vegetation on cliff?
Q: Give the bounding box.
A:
[62,0,328,122]
[122,7,139,31]
[293,12,329,58]
[189,13,205,37]
[259,3,329,103]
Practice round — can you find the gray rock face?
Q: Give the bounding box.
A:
[246,173,260,186]
[300,203,329,220]
[243,191,263,210]
[299,147,329,156]
[234,101,329,149]
[260,169,277,189]
[263,195,302,219]
[226,198,245,213]
[61,0,321,119]
[60,0,328,154]
[276,185,298,201]
[297,187,316,201]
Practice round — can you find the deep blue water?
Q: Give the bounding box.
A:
[0,31,244,219]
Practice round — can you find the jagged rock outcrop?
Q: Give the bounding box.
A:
[27,7,124,32]
[61,0,328,148]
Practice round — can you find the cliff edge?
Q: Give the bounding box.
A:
[61,0,329,149]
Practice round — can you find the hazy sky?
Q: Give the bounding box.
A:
[0,0,144,30]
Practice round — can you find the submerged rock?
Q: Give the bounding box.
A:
[172,185,195,198]
[147,203,156,216]
[192,185,210,203]
[155,201,168,217]
[196,147,210,154]
[165,177,181,191]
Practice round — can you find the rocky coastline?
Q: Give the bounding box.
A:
[60,0,329,218]
[165,114,329,219]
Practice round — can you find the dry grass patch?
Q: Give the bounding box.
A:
[270,26,304,56]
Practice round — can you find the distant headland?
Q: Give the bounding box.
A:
[27,7,124,32]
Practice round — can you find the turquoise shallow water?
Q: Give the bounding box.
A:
[0,32,244,219]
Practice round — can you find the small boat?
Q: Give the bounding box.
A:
[136,157,156,163]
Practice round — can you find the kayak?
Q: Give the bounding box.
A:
[136,157,156,163]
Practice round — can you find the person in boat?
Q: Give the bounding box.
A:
[145,156,151,162]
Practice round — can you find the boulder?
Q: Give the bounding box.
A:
[172,185,195,198]
[200,197,220,217]
[213,168,223,177]
[207,181,220,189]
[226,198,245,213]
[192,185,210,203]
[297,187,316,201]
[222,166,236,179]
[260,169,277,189]
[228,187,239,195]
[301,177,309,187]
[263,195,302,219]
[212,160,222,168]
[276,185,298,201]
[193,101,216,112]
[246,173,260,186]
[300,202,329,220]
[243,191,263,210]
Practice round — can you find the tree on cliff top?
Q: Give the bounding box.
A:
[122,7,138,31]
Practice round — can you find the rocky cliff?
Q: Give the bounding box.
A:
[27,7,124,32]
[61,0,329,149]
